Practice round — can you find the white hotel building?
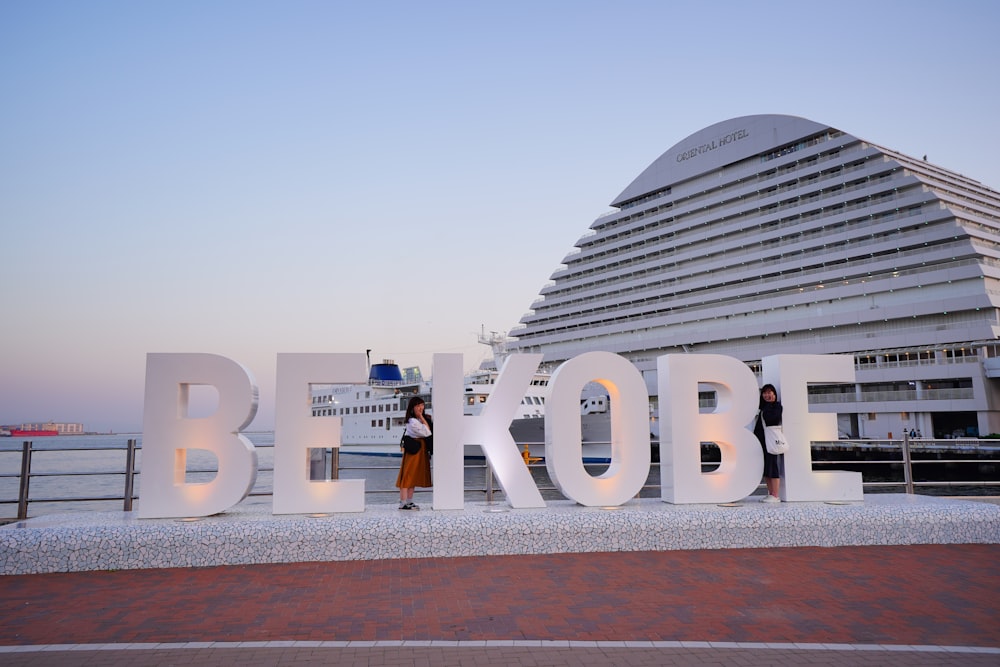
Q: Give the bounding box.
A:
[509,115,1000,440]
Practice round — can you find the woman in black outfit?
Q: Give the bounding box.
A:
[753,383,784,503]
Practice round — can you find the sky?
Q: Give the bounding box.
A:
[2,0,999,433]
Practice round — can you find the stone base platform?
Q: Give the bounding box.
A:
[2,494,999,575]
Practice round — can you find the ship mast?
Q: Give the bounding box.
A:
[478,326,510,369]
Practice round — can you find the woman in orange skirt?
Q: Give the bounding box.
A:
[397,396,432,510]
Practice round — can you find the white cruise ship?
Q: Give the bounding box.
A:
[310,336,614,461]
[509,114,1000,440]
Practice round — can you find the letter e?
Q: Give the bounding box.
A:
[273,353,367,514]
[761,355,862,502]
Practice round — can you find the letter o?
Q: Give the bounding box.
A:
[545,351,651,506]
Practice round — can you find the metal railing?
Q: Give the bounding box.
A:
[0,440,514,520]
[2,436,999,520]
[5,439,142,520]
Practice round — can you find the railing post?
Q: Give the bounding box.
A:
[17,441,32,520]
[485,462,494,502]
[901,431,914,494]
[123,438,137,512]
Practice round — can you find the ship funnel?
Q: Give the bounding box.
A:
[369,361,403,384]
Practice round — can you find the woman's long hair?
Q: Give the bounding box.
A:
[404,396,425,421]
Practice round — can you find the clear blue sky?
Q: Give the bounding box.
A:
[2,1,998,433]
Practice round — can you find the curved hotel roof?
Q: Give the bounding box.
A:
[510,115,1000,408]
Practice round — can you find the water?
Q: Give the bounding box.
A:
[3,434,128,515]
[2,433,997,518]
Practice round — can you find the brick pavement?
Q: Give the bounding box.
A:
[1,544,998,666]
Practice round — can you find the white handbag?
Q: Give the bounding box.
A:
[760,412,789,455]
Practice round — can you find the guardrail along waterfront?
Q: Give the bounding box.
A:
[2,435,999,521]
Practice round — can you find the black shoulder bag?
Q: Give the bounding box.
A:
[400,434,421,455]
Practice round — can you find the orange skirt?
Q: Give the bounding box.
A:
[396,440,432,488]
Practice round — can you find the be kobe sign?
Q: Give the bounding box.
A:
[137,352,862,519]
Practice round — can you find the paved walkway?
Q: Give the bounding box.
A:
[1,544,998,665]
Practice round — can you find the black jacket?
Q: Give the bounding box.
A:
[754,400,783,445]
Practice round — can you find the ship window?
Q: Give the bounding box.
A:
[467,397,475,406]
[479,396,487,403]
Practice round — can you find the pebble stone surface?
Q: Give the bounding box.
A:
[2,494,998,574]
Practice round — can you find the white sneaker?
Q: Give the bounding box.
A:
[761,495,780,503]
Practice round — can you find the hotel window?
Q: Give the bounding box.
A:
[808,383,854,396]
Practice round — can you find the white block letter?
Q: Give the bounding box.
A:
[273,353,368,514]
[659,354,762,504]
[546,351,650,506]
[762,355,862,502]
[461,354,546,508]
[430,353,465,510]
[138,353,259,519]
